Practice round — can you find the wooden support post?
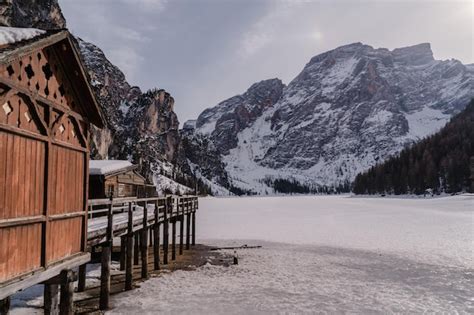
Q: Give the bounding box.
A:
[179,199,184,255]
[153,201,161,270]
[149,228,153,247]
[186,212,191,250]
[99,198,113,311]
[192,211,196,246]
[141,201,149,279]
[100,243,111,310]
[120,236,126,271]
[125,202,134,291]
[163,197,170,265]
[171,219,176,261]
[0,297,10,315]
[44,284,59,315]
[59,270,75,315]
[77,264,87,292]
[134,232,140,265]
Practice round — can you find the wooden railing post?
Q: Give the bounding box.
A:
[179,198,184,255]
[153,200,161,270]
[163,196,169,265]
[141,201,149,279]
[125,202,134,291]
[99,196,113,310]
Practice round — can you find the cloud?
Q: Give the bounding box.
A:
[237,1,292,58]
[108,46,145,83]
[116,0,168,12]
[112,26,151,43]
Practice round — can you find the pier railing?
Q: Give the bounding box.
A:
[80,195,198,310]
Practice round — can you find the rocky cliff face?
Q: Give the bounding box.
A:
[187,42,474,194]
[196,78,285,154]
[77,40,185,184]
[0,0,65,29]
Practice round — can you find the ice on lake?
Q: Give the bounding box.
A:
[109,195,473,314]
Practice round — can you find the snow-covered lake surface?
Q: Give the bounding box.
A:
[109,194,474,314]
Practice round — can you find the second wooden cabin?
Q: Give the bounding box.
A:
[89,160,157,199]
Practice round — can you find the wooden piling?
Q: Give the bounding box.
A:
[77,264,87,292]
[120,236,126,271]
[141,201,149,279]
[192,211,196,246]
[179,199,184,255]
[99,199,113,310]
[125,202,134,291]
[163,197,170,265]
[134,232,140,265]
[44,284,59,315]
[99,244,111,310]
[149,228,153,247]
[0,297,10,315]
[186,212,191,250]
[153,201,161,270]
[59,270,75,315]
[172,219,177,260]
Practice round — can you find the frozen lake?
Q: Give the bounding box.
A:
[110,195,474,314]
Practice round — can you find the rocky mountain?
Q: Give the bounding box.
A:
[0,0,65,30]
[186,42,474,194]
[353,99,474,195]
[77,35,189,188]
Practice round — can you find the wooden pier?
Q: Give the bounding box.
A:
[1,195,198,314]
[81,195,198,311]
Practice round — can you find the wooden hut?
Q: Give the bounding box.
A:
[0,27,104,301]
[89,160,157,199]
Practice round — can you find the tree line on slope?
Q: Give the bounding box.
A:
[262,177,351,195]
[352,99,474,195]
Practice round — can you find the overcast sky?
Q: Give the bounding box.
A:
[60,0,473,124]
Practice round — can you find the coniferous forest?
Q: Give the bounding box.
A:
[353,99,474,195]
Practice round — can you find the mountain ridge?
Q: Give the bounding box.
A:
[185,41,473,194]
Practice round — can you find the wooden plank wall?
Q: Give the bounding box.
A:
[47,145,85,264]
[0,131,45,282]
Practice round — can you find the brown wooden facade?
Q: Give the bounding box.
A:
[89,163,157,199]
[0,30,103,296]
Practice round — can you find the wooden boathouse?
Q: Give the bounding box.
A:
[0,28,104,311]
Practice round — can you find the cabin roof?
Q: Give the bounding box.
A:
[0,26,104,128]
[89,160,137,176]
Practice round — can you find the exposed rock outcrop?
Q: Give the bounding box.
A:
[0,0,66,30]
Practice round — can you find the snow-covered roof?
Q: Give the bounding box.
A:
[89,160,135,176]
[0,26,45,46]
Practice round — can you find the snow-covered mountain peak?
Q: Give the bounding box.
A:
[185,42,473,194]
